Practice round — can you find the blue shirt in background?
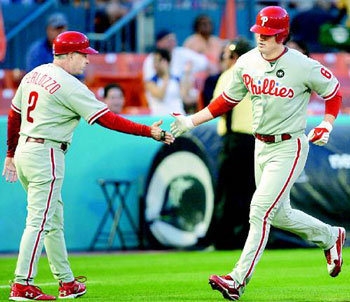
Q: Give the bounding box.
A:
[25,38,53,72]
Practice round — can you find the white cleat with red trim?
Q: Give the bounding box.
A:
[324,227,346,277]
[209,274,240,301]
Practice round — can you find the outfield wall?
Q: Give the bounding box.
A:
[0,116,170,252]
[0,115,349,252]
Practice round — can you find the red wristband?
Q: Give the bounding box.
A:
[208,93,239,118]
[325,90,342,118]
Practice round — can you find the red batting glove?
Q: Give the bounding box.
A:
[307,121,333,146]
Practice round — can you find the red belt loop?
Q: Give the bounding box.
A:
[26,137,45,144]
[255,133,291,143]
[26,137,67,151]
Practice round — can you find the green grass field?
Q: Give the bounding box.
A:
[1,248,349,301]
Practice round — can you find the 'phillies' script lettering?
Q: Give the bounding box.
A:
[243,74,294,98]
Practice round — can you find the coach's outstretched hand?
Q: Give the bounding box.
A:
[170,113,195,138]
[307,121,333,146]
[151,120,175,145]
[2,157,18,183]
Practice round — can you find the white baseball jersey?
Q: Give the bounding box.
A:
[11,63,108,143]
[222,48,339,135]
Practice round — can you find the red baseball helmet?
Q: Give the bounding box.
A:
[53,31,98,55]
[250,6,289,43]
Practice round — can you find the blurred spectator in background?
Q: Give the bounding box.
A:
[287,38,310,56]
[106,0,129,25]
[145,48,196,115]
[94,0,129,33]
[94,8,111,33]
[208,37,254,249]
[201,50,225,108]
[94,0,135,50]
[143,30,209,81]
[103,83,125,114]
[290,0,338,52]
[25,13,68,72]
[183,14,223,72]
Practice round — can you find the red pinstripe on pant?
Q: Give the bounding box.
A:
[26,148,56,283]
[240,138,301,287]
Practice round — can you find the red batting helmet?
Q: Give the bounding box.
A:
[53,31,98,55]
[250,6,289,43]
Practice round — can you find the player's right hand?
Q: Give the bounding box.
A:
[150,120,175,145]
[170,113,195,138]
[307,121,333,146]
[2,157,18,183]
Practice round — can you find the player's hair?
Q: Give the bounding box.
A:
[154,48,171,63]
[54,54,68,60]
[104,83,124,98]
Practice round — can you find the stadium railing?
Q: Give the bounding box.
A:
[87,0,155,53]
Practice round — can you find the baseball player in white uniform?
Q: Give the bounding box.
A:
[170,6,346,301]
[2,31,174,301]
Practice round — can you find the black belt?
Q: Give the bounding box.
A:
[255,133,291,143]
[26,137,68,151]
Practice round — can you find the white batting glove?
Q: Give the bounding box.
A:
[170,113,195,138]
[307,121,333,146]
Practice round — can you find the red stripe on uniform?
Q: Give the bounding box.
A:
[242,138,301,286]
[27,148,56,282]
[11,104,21,113]
[223,91,240,104]
[88,107,109,124]
[262,47,288,62]
[324,83,340,101]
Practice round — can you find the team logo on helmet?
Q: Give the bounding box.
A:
[250,6,290,43]
[261,16,268,27]
[276,69,285,78]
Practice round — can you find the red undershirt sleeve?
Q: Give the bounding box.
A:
[7,109,21,158]
[96,111,152,137]
[207,94,239,118]
[325,90,342,118]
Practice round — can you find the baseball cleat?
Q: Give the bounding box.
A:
[209,274,240,301]
[324,227,346,277]
[9,283,56,301]
[58,276,87,299]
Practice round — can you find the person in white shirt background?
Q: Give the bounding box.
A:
[143,29,209,81]
[145,48,197,115]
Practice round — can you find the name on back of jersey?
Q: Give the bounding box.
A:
[24,72,61,95]
[243,74,294,98]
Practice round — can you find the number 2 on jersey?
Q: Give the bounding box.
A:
[27,91,38,123]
